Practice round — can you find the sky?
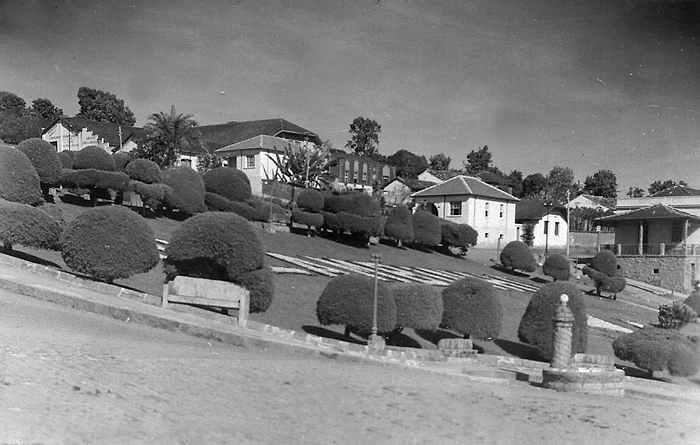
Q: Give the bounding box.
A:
[2,0,700,194]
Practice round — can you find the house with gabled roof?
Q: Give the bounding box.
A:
[417,169,461,184]
[41,117,147,153]
[411,175,519,248]
[328,149,396,194]
[515,199,568,249]
[381,177,433,207]
[568,194,616,212]
[597,190,700,292]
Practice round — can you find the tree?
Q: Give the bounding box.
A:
[648,179,687,196]
[30,98,63,120]
[428,153,451,170]
[138,106,199,169]
[270,141,332,188]
[627,186,644,198]
[76,86,136,126]
[387,149,428,179]
[0,92,26,112]
[583,169,618,198]
[522,173,548,198]
[464,145,492,174]
[507,170,524,197]
[345,116,381,157]
[0,92,41,144]
[546,166,577,204]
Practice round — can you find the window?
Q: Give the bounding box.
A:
[245,155,255,168]
[363,172,367,184]
[449,201,462,216]
[343,171,349,183]
[484,232,489,238]
[485,203,489,217]
[180,158,191,168]
[671,221,684,243]
[499,204,504,218]
[554,222,560,236]
[544,221,549,235]
[353,172,358,184]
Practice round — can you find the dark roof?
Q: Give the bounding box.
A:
[516,199,567,222]
[650,185,700,197]
[42,117,147,149]
[597,203,700,223]
[195,118,322,152]
[412,175,518,201]
[421,169,461,181]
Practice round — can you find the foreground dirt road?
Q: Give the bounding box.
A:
[1,288,698,445]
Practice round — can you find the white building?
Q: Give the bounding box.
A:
[41,117,145,153]
[515,200,568,249]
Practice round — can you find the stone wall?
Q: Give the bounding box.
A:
[617,255,700,293]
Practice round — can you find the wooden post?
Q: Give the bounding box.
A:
[638,221,644,255]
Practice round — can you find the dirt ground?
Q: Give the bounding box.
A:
[1,288,699,445]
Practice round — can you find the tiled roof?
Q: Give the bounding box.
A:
[650,185,700,197]
[43,117,147,149]
[196,118,321,152]
[516,199,567,222]
[580,194,616,209]
[215,135,296,154]
[411,175,518,201]
[597,203,700,223]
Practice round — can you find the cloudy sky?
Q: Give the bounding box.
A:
[2,0,700,193]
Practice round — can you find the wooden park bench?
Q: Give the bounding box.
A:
[162,276,249,328]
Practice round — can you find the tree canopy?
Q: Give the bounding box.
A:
[522,173,547,198]
[30,98,63,120]
[627,186,644,198]
[583,169,617,198]
[464,145,493,174]
[76,86,136,126]
[546,166,578,204]
[387,149,428,179]
[428,152,451,170]
[270,141,332,188]
[648,179,687,196]
[134,106,199,169]
[345,116,381,157]
[0,92,41,144]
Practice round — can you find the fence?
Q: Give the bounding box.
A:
[601,243,700,256]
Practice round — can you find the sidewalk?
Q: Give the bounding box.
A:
[1,251,699,404]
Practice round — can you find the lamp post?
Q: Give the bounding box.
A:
[369,253,384,351]
[566,189,570,257]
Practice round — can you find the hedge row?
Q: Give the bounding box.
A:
[61,169,130,192]
[613,327,700,376]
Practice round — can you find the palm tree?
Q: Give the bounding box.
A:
[141,106,200,168]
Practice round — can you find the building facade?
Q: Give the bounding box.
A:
[328,150,396,193]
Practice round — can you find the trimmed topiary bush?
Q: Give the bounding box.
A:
[162,166,207,215]
[685,292,700,314]
[0,199,62,251]
[591,250,618,277]
[0,144,43,206]
[440,220,478,251]
[384,205,414,245]
[204,192,259,220]
[317,273,396,336]
[163,212,274,313]
[613,327,700,376]
[389,282,443,334]
[500,241,536,273]
[73,145,116,172]
[17,138,62,192]
[292,209,324,229]
[202,167,252,202]
[255,201,285,222]
[125,159,162,184]
[411,210,441,247]
[441,277,502,340]
[61,206,160,282]
[296,188,324,212]
[61,169,130,192]
[112,152,131,172]
[132,181,172,210]
[543,254,570,281]
[58,151,73,169]
[518,281,588,361]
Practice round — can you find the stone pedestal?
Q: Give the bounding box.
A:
[438,338,476,357]
[551,294,574,369]
[367,334,385,353]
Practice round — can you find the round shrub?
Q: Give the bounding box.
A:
[441,221,478,250]
[441,277,502,339]
[255,202,285,222]
[591,250,617,277]
[125,159,162,184]
[133,182,172,209]
[162,166,206,214]
[296,188,324,212]
[202,167,251,202]
[17,138,62,187]
[543,254,570,281]
[323,193,364,216]
[38,203,65,231]
[607,275,627,294]
[73,145,116,172]
[321,211,341,232]
[61,169,130,192]
[389,282,443,332]
[0,199,62,250]
[685,292,700,314]
[63,150,78,159]
[384,205,414,244]
[292,209,324,228]
[500,241,536,273]
[58,151,73,169]
[164,212,273,312]
[316,273,396,335]
[613,327,700,376]
[112,152,131,172]
[411,210,441,246]
[517,281,588,361]
[0,144,43,206]
[204,192,259,220]
[61,206,159,282]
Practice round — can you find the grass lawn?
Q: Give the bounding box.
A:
[6,199,660,365]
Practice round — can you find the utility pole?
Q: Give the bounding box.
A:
[566,189,570,256]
